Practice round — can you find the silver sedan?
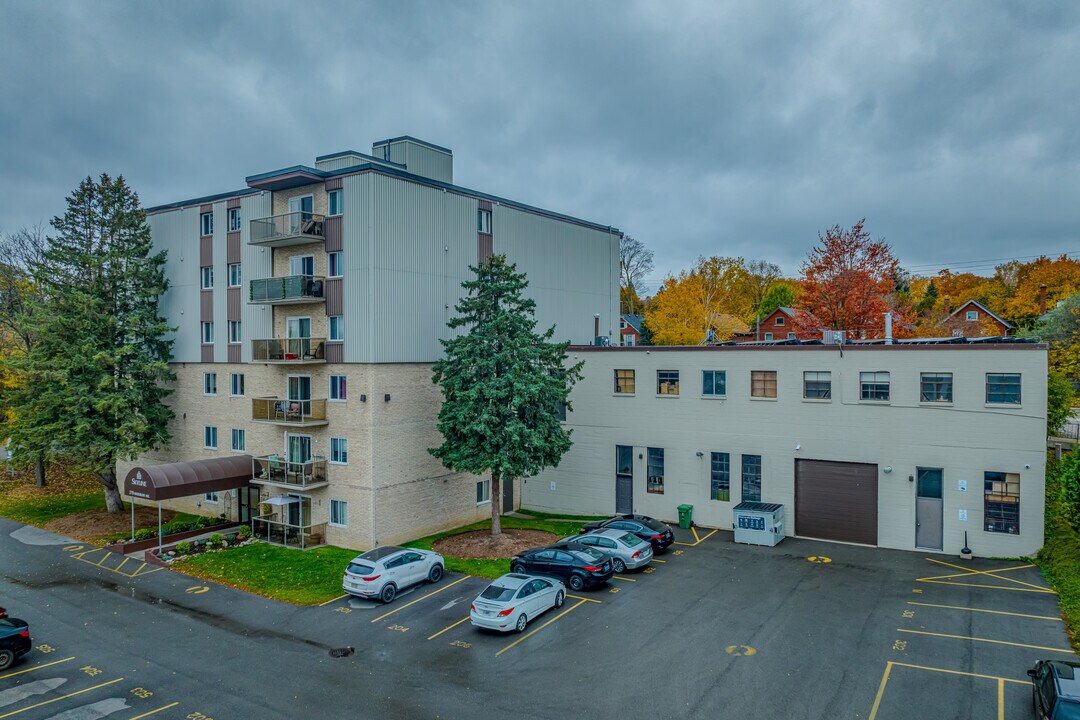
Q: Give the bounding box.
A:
[563,529,653,572]
[470,573,566,633]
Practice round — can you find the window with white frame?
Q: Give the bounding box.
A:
[201,212,213,236]
[204,491,219,503]
[614,369,635,394]
[787,332,796,339]
[966,310,978,321]
[741,454,762,502]
[228,263,241,287]
[230,428,245,452]
[657,370,679,396]
[200,266,213,289]
[203,426,218,449]
[775,316,785,326]
[328,189,343,217]
[647,447,664,494]
[764,332,773,341]
[330,437,348,464]
[229,320,241,344]
[803,371,831,399]
[230,372,245,396]
[228,207,241,232]
[203,372,217,395]
[702,370,726,397]
[986,373,1021,404]
[329,375,347,401]
[329,315,344,341]
[328,251,343,278]
[201,322,214,344]
[330,499,348,527]
[624,334,636,346]
[477,209,492,234]
[860,371,890,401]
[476,478,491,504]
[920,373,953,402]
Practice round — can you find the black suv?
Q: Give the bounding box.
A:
[579,514,675,554]
[1029,660,1080,719]
[510,543,614,591]
[0,617,30,671]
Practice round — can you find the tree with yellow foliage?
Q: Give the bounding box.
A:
[645,257,757,345]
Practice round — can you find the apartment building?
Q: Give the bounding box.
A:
[523,339,1048,557]
[120,136,621,548]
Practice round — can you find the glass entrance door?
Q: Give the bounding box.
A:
[285,317,311,358]
[287,195,314,232]
[287,376,312,416]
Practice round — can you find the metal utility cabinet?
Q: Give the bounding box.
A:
[733,502,785,546]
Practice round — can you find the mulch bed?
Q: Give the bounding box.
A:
[433,529,557,559]
[45,507,178,542]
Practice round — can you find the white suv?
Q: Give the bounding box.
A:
[343,546,445,603]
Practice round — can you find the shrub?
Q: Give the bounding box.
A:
[236,524,251,538]
[194,515,213,529]
[209,533,225,546]
[134,528,157,541]
[225,533,237,543]
[165,521,194,535]
[175,541,193,555]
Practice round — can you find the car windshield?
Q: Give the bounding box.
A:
[1058,701,1080,720]
[572,548,605,563]
[480,586,516,602]
[347,562,375,575]
[642,517,667,531]
[618,533,644,547]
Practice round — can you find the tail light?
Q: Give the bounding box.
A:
[362,575,381,582]
[497,607,515,617]
[650,535,664,540]
[470,604,476,612]
[582,565,601,572]
[18,630,29,638]
[632,551,642,558]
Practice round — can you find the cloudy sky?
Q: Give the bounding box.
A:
[2,1,1078,291]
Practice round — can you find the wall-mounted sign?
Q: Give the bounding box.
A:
[958,508,968,521]
[958,480,967,492]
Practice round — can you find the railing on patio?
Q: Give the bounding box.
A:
[250,212,326,245]
[251,398,328,426]
[249,275,325,303]
[251,454,328,488]
[251,337,326,363]
[251,516,327,549]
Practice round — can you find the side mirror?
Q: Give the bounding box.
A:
[1027,669,1037,678]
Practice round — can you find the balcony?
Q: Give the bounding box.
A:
[251,516,328,549]
[251,398,329,427]
[251,454,329,490]
[249,275,325,304]
[251,337,326,364]
[249,212,326,247]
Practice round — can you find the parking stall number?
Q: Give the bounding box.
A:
[36,643,56,653]
[130,687,154,699]
[892,640,908,651]
[187,713,214,720]
[387,624,409,633]
[672,550,684,556]
[81,665,103,677]
[449,640,472,649]
[902,610,915,618]
[335,607,352,614]
[609,587,620,593]
[642,567,655,574]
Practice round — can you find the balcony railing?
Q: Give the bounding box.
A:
[249,212,326,247]
[249,275,325,304]
[251,398,328,426]
[251,515,327,549]
[251,337,326,364]
[251,454,329,489]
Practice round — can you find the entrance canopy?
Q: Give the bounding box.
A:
[124,455,253,501]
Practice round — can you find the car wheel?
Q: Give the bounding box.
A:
[554,591,565,609]
[612,558,626,573]
[380,584,397,604]
[428,564,444,583]
[0,649,14,672]
[511,563,527,575]
[515,613,528,633]
[568,574,585,591]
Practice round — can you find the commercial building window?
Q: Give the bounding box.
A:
[329,316,344,341]
[860,371,890,401]
[966,310,978,321]
[200,266,213,289]
[614,369,635,394]
[647,447,664,494]
[920,373,953,402]
[201,322,214,344]
[803,371,831,399]
[204,492,218,503]
[228,263,241,287]
[751,370,777,398]
[203,426,218,449]
[229,321,242,344]
[710,452,730,501]
[657,370,679,396]
[329,375,347,401]
[984,471,1020,535]
[229,373,245,396]
[476,478,491,504]
[477,209,492,234]
[986,373,1021,404]
[330,437,348,464]
[616,445,633,478]
[702,370,726,397]
[230,428,245,452]
[203,372,217,395]
[328,251,343,278]
[228,207,241,232]
[328,189,343,217]
[330,499,348,527]
[742,454,762,502]
[201,212,213,236]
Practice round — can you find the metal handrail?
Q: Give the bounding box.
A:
[251,337,326,362]
[251,398,328,423]
[249,275,325,302]
[251,454,328,486]
[251,515,327,549]
[250,212,326,244]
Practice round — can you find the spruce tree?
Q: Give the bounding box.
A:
[4,175,174,511]
[430,255,582,535]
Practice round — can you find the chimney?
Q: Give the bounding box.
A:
[1040,284,1048,315]
[944,295,951,315]
[885,313,893,345]
[594,313,600,339]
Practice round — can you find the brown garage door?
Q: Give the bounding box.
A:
[795,459,878,545]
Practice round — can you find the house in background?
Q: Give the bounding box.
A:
[735,307,822,342]
[943,299,1013,338]
[621,314,644,345]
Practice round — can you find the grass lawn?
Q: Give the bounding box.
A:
[513,508,609,522]
[0,480,106,526]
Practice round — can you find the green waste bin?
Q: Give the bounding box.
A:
[677,504,694,529]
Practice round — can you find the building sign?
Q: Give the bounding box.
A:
[737,515,766,531]
[126,469,152,499]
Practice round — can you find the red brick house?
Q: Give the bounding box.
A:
[735,307,822,342]
[620,314,644,346]
[943,299,1013,338]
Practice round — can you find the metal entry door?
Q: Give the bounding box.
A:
[615,445,633,514]
[915,467,943,550]
[502,477,514,513]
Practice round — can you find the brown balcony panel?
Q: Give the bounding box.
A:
[250,455,329,491]
[249,275,326,304]
[250,337,326,364]
[251,398,329,427]
[249,212,326,247]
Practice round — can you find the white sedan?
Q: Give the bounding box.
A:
[470,573,566,633]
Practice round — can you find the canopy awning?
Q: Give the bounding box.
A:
[124,455,254,501]
[262,495,300,506]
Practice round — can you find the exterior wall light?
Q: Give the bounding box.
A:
[883,466,892,474]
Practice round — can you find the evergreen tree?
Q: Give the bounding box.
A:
[3,175,174,511]
[430,256,582,535]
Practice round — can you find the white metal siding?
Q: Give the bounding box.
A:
[315,155,364,172]
[150,207,201,362]
[240,192,273,359]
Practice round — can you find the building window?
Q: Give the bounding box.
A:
[203,372,217,395]
[657,370,679,396]
[200,266,213,289]
[328,251,343,278]
[801,371,830,399]
[616,444,633,483]
[984,471,1020,534]
[201,322,214,344]
[614,369,635,394]
[860,371,890,401]
[204,492,219,503]
[230,373,245,396]
[647,447,664,494]
[710,452,730,501]
[775,316,785,326]
[742,454,762,502]
[228,263,241,287]
[764,332,773,341]
[203,426,218,449]
[229,321,242,344]
[620,320,626,329]
[477,209,492,234]
[787,332,796,340]
[624,334,636,346]
[751,370,777,398]
[228,207,241,232]
[476,478,491,504]
[986,373,1021,404]
[702,370,726,397]
[329,315,344,341]
[966,310,978,321]
[328,189,343,217]
[201,212,213,236]
[555,402,567,422]
[330,499,348,527]
[329,375,347,401]
[230,428,245,452]
[330,437,348,464]
[920,373,953,402]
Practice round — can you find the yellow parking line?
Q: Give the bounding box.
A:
[427,616,470,640]
[691,526,701,543]
[673,528,719,547]
[370,575,472,623]
[129,702,180,719]
[94,551,113,567]
[496,599,586,657]
[651,558,667,563]
[916,579,1055,593]
[924,558,1049,591]
[907,601,1062,621]
[889,661,1028,685]
[131,562,147,576]
[115,556,130,573]
[612,575,636,582]
[867,661,892,720]
[897,628,1074,654]
[0,677,124,718]
[998,678,1005,720]
[318,594,349,607]
[566,594,602,603]
[0,656,75,680]
[131,564,161,576]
